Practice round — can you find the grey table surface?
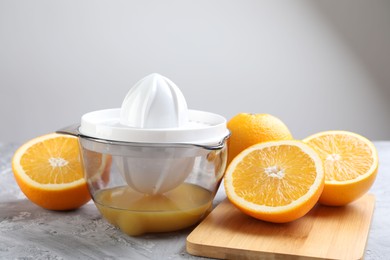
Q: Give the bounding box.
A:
[1,141,389,260]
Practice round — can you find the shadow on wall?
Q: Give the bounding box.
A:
[310,0,390,98]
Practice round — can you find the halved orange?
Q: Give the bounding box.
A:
[224,140,324,223]
[303,130,378,206]
[12,133,91,210]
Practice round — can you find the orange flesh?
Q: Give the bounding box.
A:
[305,134,374,182]
[232,145,317,207]
[20,137,83,184]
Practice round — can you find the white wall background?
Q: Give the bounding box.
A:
[1,0,390,143]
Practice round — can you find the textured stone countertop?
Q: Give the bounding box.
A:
[1,142,389,259]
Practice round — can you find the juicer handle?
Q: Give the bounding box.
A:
[56,124,81,137]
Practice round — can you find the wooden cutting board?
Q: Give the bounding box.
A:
[187,194,375,260]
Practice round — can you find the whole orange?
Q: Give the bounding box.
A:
[227,113,293,165]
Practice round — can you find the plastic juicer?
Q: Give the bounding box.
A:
[59,73,230,235]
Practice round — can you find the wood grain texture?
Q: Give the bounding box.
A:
[187,194,375,260]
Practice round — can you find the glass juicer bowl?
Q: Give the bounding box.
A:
[59,74,230,236]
